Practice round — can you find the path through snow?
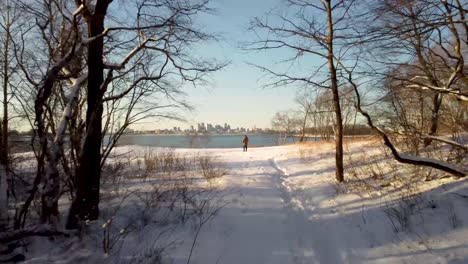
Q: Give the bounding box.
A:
[172,146,361,264]
[169,144,468,264]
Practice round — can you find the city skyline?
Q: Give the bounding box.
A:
[128,121,268,134]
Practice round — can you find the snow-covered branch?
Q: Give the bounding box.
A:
[73,4,85,16]
[419,135,468,151]
[407,76,468,101]
[81,28,109,44]
[54,73,88,144]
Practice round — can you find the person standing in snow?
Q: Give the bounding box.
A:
[242,135,249,152]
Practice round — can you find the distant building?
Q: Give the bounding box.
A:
[189,122,264,134]
[197,123,206,132]
[207,123,214,132]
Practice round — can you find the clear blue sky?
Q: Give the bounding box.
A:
[139,0,302,131]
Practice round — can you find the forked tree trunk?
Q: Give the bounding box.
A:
[35,49,78,224]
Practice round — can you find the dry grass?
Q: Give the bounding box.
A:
[294,136,378,147]
[292,135,433,199]
[97,148,229,256]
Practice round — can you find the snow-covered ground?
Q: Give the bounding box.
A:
[22,139,468,263]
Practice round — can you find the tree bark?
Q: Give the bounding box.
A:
[67,1,111,229]
[424,93,443,146]
[0,165,6,228]
[1,8,9,168]
[326,0,344,182]
[34,47,78,224]
[299,108,309,142]
[0,3,10,227]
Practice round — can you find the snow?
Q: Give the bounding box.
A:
[81,29,109,44]
[73,4,85,16]
[420,135,468,150]
[55,73,87,143]
[19,139,468,263]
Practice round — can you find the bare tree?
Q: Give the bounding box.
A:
[299,0,468,178]
[306,86,356,139]
[0,1,12,168]
[261,0,467,177]
[312,91,334,140]
[295,91,313,142]
[366,0,467,145]
[10,0,86,226]
[0,0,13,229]
[247,0,360,182]
[0,0,27,228]
[66,0,225,229]
[2,0,224,230]
[325,0,467,176]
[271,110,301,143]
[339,60,466,177]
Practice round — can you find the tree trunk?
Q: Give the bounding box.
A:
[408,4,443,148]
[1,2,9,168]
[2,44,8,168]
[424,93,443,146]
[299,109,309,142]
[326,0,344,182]
[0,165,6,228]
[0,4,10,228]
[67,1,110,229]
